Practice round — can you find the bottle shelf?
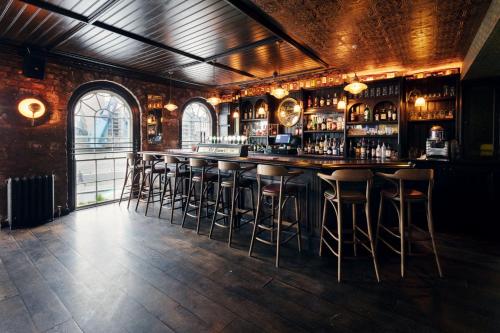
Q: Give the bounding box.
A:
[241,118,268,122]
[347,134,398,138]
[408,118,454,123]
[304,106,344,114]
[346,121,398,126]
[303,130,344,133]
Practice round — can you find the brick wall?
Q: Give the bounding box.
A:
[0,48,209,220]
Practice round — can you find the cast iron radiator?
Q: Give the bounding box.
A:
[7,175,54,229]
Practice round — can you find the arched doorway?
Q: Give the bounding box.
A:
[68,81,140,210]
[181,99,216,149]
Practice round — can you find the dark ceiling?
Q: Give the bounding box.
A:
[0,0,494,88]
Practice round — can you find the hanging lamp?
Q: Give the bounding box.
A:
[164,72,178,111]
[270,41,289,99]
[207,60,221,106]
[344,73,368,95]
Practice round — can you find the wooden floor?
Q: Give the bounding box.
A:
[0,203,499,333]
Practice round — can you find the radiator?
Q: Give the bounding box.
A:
[7,175,54,229]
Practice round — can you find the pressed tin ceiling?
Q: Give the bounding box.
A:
[250,0,493,74]
[0,0,494,87]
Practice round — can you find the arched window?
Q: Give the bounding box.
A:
[73,90,133,207]
[181,101,213,149]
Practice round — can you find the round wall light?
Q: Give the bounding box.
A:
[18,97,46,126]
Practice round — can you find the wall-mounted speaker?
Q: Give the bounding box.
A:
[23,55,46,80]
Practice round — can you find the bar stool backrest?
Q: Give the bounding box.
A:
[165,155,181,164]
[189,158,208,168]
[256,164,289,177]
[394,169,434,181]
[318,169,373,200]
[218,161,240,171]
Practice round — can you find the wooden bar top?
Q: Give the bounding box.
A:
[139,149,413,170]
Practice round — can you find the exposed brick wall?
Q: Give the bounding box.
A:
[0,49,209,220]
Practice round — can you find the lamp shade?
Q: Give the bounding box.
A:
[337,99,346,110]
[233,110,240,118]
[270,85,289,99]
[164,102,178,111]
[414,97,426,107]
[344,80,368,94]
[207,95,221,106]
[18,98,46,119]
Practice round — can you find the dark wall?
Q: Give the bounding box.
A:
[0,48,209,220]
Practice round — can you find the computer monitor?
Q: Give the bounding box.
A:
[275,133,291,144]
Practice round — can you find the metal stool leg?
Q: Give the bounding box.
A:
[426,201,443,277]
[319,197,327,257]
[182,178,194,228]
[337,202,343,282]
[294,195,302,252]
[209,177,223,239]
[228,173,237,247]
[352,203,357,256]
[365,201,380,282]
[248,191,262,257]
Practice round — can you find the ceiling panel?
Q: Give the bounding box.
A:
[174,62,252,86]
[95,0,275,59]
[42,0,112,17]
[217,41,321,79]
[0,0,81,47]
[251,0,492,72]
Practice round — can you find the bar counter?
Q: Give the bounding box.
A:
[140,149,414,171]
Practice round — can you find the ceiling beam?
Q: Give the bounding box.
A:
[225,0,329,68]
[20,0,259,80]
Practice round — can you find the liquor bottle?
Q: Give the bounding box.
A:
[387,107,392,121]
[376,141,381,158]
[374,109,380,121]
[327,138,332,155]
[308,96,312,108]
[386,144,392,159]
[392,108,397,121]
[326,94,331,106]
[332,138,338,156]
[366,141,371,159]
[306,117,312,130]
[364,105,370,122]
[339,138,344,156]
[323,137,328,155]
[381,142,386,159]
[360,139,366,159]
[380,108,387,121]
[371,141,376,159]
[321,117,327,131]
[333,92,338,105]
[314,97,319,107]
[320,96,325,107]
[307,139,312,154]
[315,139,320,154]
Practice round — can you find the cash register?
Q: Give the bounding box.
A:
[265,134,298,155]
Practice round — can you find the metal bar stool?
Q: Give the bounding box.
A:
[376,169,443,278]
[119,152,143,209]
[135,154,168,216]
[158,155,189,223]
[248,164,303,267]
[317,169,380,282]
[181,158,217,234]
[209,161,255,247]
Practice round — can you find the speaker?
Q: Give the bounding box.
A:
[23,55,45,80]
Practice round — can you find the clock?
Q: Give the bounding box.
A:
[277,97,301,127]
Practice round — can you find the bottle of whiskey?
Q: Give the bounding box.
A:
[380,108,387,121]
[321,117,327,131]
[381,142,387,159]
[320,96,325,107]
[326,94,331,106]
[376,141,381,158]
[308,96,312,108]
[364,105,370,122]
[327,138,332,155]
[360,139,366,159]
[314,97,318,107]
[371,141,376,159]
[339,138,344,156]
[392,108,397,121]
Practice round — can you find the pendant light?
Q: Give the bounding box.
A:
[207,60,221,106]
[270,41,289,99]
[164,72,178,111]
[344,73,368,95]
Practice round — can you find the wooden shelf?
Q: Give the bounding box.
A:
[347,134,398,138]
[408,118,454,123]
[241,118,268,122]
[304,106,344,114]
[303,130,344,133]
[346,121,398,126]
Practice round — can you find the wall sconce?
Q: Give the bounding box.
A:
[18,97,46,126]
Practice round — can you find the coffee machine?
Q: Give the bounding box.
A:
[426,125,449,159]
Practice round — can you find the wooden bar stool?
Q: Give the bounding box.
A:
[248,164,302,267]
[119,152,143,209]
[209,161,255,247]
[317,169,380,282]
[135,154,168,216]
[376,169,443,278]
[181,158,217,234]
[158,155,189,223]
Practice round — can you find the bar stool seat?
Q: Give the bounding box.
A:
[261,183,298,195]
[192,173,218,182]
[381,188,426,200]
[324,189,366,202]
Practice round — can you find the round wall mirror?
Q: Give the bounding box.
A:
[277,97,301,127]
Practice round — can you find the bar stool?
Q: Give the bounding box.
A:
[181,158,217,234]
[248,164,302,267]
[135,154,168,215]
[376,169,443,278]
[158,155,189,223]
[317,169,380,282]
[209,161,255,247]
[119,152,143,209]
